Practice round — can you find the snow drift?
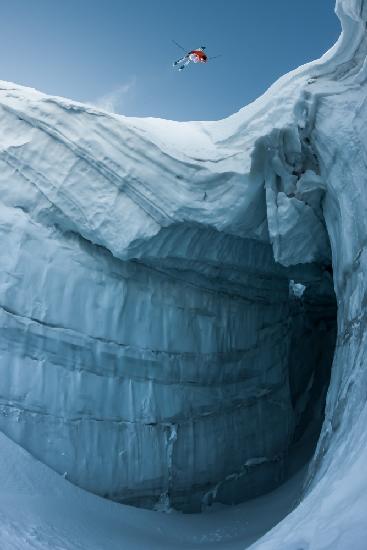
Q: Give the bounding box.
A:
[0,0,366,546]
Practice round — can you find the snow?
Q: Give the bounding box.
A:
[0,431,307,549]
[0,0,366,546]
[289,280,306,299]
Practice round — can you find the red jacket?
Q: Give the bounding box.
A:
[189,50,207,62]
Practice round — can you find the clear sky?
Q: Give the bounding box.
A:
[0,0,340,121]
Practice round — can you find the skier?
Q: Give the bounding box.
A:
[173,47,208,71]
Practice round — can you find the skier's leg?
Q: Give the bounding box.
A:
[173,55,188,66]
[178,58,191,71]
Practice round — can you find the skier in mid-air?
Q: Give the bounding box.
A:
[173,46,208,71]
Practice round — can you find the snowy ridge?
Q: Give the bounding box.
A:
[0,0,366,547]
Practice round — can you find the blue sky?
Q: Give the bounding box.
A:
[0,0,340,121]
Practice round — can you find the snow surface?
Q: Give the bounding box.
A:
[0,0,367,546]
[0,431,309,549]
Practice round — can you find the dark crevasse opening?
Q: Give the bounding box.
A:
[205,264,337,513]
[286,268,337,471]
[288,271,337,448]
[194,260,337,511]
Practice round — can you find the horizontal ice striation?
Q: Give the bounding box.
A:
[1,0,363,517]
[0,195,335,509]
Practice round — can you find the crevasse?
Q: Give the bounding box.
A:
[0,0,366,543]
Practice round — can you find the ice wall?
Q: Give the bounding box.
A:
[0,81,336,511]
[0,0,365,537]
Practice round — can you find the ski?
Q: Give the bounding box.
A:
[172,40,186,52]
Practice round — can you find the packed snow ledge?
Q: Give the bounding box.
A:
[0,0,367,547]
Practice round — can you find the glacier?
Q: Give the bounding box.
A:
[0,66,336,511]
[0,0,366,547]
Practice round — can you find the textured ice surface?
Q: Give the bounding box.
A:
[0,0,367,545]
[0,84,336,509]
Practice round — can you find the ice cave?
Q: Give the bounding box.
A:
[0,0,366,548]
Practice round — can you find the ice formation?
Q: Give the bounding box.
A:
[0,68,336,511]
[0,0,366,546]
